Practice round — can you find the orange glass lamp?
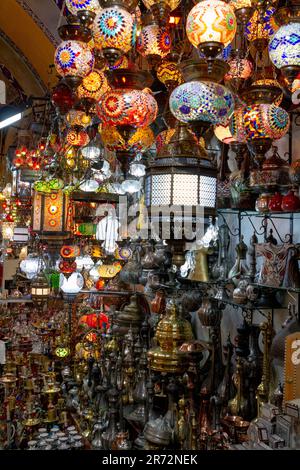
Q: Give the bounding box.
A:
[32,191,72,239]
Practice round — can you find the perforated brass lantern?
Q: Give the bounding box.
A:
[32,191,72,239]
[31,272,50,305]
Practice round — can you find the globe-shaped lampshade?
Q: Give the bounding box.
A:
[77,69,110,102]
[66,0,101,15]
[100,125,155,152]
[156,60,183,89]
[66,128,90,146]
[65,109,92,128]
[92,7,136,56]
[169,81,234,125]
[75,255,94,271]
[186,0,237,49]
[20,255,46,280]
[54,40,94,78]
[60,272,84,294]
[245,7,278,44]
[242,104,290,141]
[97,89,158,127]
[225,57,253,81]
[137,25,171,59]
[269,23,300,70]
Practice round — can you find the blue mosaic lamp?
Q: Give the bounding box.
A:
[169,81,234,125]
[269,22,300,85]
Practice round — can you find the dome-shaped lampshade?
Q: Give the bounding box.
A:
[60,272,84,294]
[169,81,234,125]
[130,162,146,178]
[269,22,300,82]
[66,0,101,15]
[186,0,237,53]
[242,104,290,141]
[97,89,158,127]
[75,255,94,271]
[137,25,171,59]
[92,7,137,63]
[81,145,102,160]
[54,41,94,79]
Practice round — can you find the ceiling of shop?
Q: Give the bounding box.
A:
[0,0,61,102]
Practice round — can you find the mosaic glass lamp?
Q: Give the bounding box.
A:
[77,69,111,103]
[54,25,94,88]
[269,22,300,85]
[169,80,234,125]
[186,0,237,59]
[96,87,157,128]
[156,59,183,91]
[137,24,171,63]
[92,6,137,65]
[245,7,278,53]
[66,0,101,15]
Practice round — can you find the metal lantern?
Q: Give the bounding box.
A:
[145,123,217,213]
[31,272,51,305]
[32,191,72,239]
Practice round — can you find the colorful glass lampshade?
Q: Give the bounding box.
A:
[32,190,72,239]
[77,69,110,102]
[156,60,183,90]
[92,7,137,64]
[269,22,300,84]
[97,88,158,127]
[65,109,92,128]
[242,104,290,141]
[142,0,181,25]
[245,7,278,51]
[156,128,176,154]
[66,128,90,146]
[225,57,253,81]
[51,82,75,114]
[54,40,94,82]
[137,25,171,61]
[99,125,155,152]
[169,81,234,125]
[214,123,236,144]
[66,0,101,15]
[229,106,247,143]
[186,0,237,57]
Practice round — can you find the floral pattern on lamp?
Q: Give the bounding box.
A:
[54,40,94,78]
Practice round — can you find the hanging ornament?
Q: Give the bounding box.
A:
[137,24,171,65]
[269,22,300,85]
[245,7,279,53]
[77,68,111,103]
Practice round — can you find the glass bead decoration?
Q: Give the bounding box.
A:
[93,7,137,55]
[54,40,94,78]
[137,25,171,59]
[269,22,300,70]
[186,0,237,49]
[97,88,158,127]
[169,81,234,125]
